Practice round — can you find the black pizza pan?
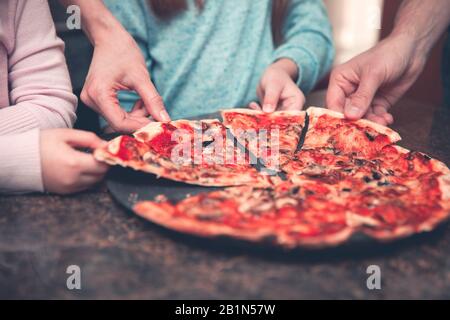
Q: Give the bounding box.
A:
[106,166,221,210]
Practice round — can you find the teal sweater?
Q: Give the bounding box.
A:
[105,0,334,120]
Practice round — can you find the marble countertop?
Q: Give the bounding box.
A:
[1,93,449,299]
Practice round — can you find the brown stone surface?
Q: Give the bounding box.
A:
[1,93,449,299]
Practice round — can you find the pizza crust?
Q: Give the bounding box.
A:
[133,200,355,249]
[279,227,354,249]
[438,174,450,209]
[94,136,146,170]
[221,108,305,120]
[133,122,164,141]
[134,201,285,243]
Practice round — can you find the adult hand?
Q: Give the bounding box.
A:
[326,34,427,125]
[40,129,109,194]
[81,28,170,133]
[250,58,305,112]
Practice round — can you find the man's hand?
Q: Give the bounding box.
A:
[326,0,450,126]
[250,58,305,112]
[326,34,426,125]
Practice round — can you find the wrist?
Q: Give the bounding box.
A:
[87,17,122,46]
[271,58,299,82]
[389,28,434,59]
[80,6,126,46]
[385,32,429,65]
[389,0,450,59]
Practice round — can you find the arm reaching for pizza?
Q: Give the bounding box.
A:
[252,0,334,112]
[327,0,450,125]
[251,58,305,112]
[59,0,170,132]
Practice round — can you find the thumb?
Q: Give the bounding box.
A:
[134,78,170,122]
[345,75,382,120]
[63,130,107,150]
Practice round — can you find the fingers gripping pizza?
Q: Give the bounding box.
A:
[95,107,450,248]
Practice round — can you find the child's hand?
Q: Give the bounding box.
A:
[40,129,109,194]
[251,59,305,112]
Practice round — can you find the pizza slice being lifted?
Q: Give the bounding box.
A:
[95,118,276,187]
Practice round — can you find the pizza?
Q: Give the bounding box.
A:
[221,108,306,170]
[282,107,401,184]
[133,151,450,247]
[95,107,450,248]
[134,181,353,248]
[95,118,277,187]
[303,107,401,157]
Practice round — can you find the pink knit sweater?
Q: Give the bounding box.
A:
[0,0,77,194]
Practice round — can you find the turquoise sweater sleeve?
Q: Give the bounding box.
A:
[273,0,335,93]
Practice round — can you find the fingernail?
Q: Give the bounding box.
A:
[263,104,273,113]
[159,110,170,122]
[346,105,361,118]
[385,113,394,125]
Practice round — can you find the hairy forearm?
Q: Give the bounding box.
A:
[391,0,450,55]
[58,0,126,45]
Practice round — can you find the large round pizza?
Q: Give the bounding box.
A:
[95,107,450,249]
